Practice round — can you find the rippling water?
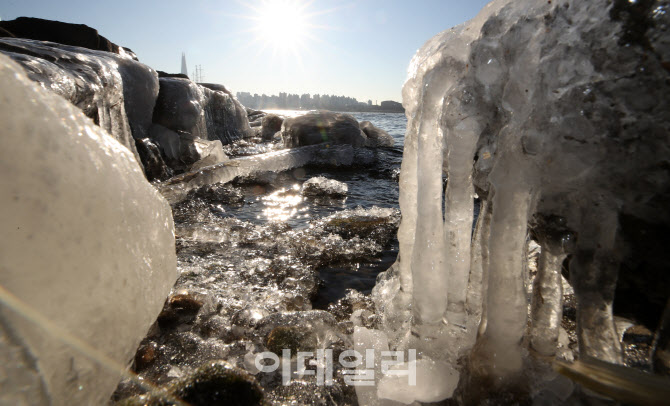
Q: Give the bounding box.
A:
[231,111,406,304]
[230,111,406,226]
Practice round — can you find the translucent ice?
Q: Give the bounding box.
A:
[0,54,176,405]
[370,0,670,401]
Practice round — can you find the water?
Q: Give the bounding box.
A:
[229,111,405,226]
[227,110,406,305]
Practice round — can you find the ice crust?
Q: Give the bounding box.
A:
[0,37,159,160]
[367,0,670,403]
[0,54,177,405]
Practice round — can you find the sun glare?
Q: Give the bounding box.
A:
[256,0,309,50]
[235,0,340,61]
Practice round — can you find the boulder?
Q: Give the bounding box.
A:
[0,17,121,54]
[261,113,283,141]
[301,176,348,197]
[281,111,367,148]
[199,82,232,95]
[0,38,159,161]
[360,121,394,147]
[152,77,252,146]
[135,138,173,181]
[0,53,176,406]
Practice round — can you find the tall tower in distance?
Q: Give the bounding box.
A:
[181,52,188,77]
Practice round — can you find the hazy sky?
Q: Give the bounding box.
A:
[1,0,490,103]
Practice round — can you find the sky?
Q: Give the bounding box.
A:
[1,0,491,103]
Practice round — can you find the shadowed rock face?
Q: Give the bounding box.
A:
[153,77,252,147]
[281,111,367,148]
[0,17,124,55]
[360,120,395,147]
[0,37,159,161]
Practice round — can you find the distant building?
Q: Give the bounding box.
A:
[181,52,188,77]
[368,99,372,106]
[380,100,404,112]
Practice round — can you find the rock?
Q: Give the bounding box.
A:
[0,54,176,406]
[360,120,394,147]
[0,17,122,54]
[153,77,252,146]
[0,37,159,160]
[157,293,204,329]
[260,114,284,141]
[149,123,199,171]
[301,176,348,197]
[265,325,319,355]
[170,361,265,406]
[190,139,229,171]
[186,183,244,205]
[135,138,173,181]
[199,83,232,95]
[281,111,367,148]
[379,100,404,112]
[322,207,400,243]
[157,70,189,79]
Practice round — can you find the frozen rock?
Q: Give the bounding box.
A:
[135,138,173,181]
[153,77,252,146]
[0,17,125,54]
[190,139,229,171]
[0,54,176,405]
[0,37,159,160]
[281,110,367,148]
[261,113,284,141]
[360,121,395,147]
[302,176,348,197]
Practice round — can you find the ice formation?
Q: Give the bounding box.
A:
[368,0,670,403]
[159,144,361,204]
[0,37,159,159]
[302,176,348,197]
[0,54,177,405]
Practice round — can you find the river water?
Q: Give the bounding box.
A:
[113,111,408,404]
[226,111,406,306]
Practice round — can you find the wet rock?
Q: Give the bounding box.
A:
[186,183,244,205]
[0,17,122,53]
[153,77,252,146]
[170,361,266,406]
[157,293,203,329]
[281,111,367,148]
[157,71,189,79]
[199,83,231,95]
[265,326,319,355]
[135,138,173,181]
[261,114,284,141]
[0,37,159,159]
[322,207,400,243]
[360,120,395,147]
[134,341,160,372]
[301,176,348,197]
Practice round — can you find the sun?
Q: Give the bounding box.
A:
[255,0,310,51]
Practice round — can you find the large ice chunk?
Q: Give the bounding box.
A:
[0,54,177,405]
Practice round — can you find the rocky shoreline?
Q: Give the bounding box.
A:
[2,2,670,405]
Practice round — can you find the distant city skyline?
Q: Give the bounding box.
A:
[1,0,492,103]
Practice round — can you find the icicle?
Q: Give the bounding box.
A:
[473,169,530,376]
[410,67,456,326]
[443,114,481,327]
[570,207,623,364]
[529,246,565,357]
[468,199,491,336]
